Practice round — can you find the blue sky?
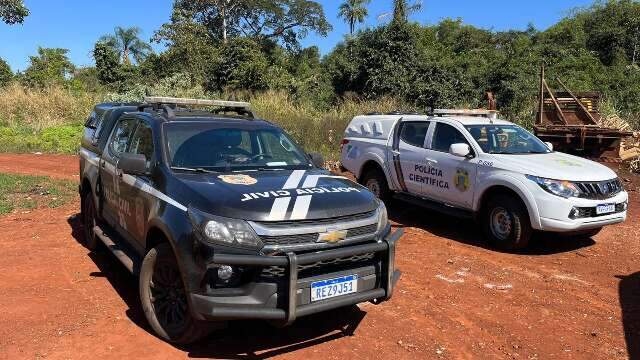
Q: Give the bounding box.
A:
[0,0,594,72]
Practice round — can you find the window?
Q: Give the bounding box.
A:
[399,122,430,148]
[129,122,154,160]
[109,118,137,156]
[464,125,550,154]
[85,111,98,128]
[431,123,469,153]
[166,124,310,171]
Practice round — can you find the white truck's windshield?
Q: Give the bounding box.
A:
[465,125,550,155]
[165,123,311,172]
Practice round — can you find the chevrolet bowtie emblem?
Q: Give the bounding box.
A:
[318,230,348,243]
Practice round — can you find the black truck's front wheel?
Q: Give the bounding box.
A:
[139,243,211,344]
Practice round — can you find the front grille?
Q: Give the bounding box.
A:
[576,179,623,200]
[253,211,376,229]
[570,203,626,219]
[347,224,378,237]
[260,252,378,279]
[260,223,378,247]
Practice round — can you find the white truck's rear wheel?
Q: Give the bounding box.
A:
[483,194,532,250]
[362,169,390,202]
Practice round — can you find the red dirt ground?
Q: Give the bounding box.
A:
[0,154,639,359]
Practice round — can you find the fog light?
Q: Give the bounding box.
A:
[569,207,578,219]
[218,265,233,281]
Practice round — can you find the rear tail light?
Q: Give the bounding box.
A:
[340,139,349,152]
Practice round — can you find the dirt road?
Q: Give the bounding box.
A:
[0,154,639,359]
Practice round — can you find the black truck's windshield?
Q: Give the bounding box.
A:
[165,123,311,172]
[465,124,551,155]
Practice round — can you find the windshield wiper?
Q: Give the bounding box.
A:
[171,166,218,174]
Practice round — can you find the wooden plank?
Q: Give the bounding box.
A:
[543,79,568,125]
[538,65,545,125]
[555,78,599,125]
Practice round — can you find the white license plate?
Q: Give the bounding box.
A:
[596,204,616,215]
[310,275,358,302]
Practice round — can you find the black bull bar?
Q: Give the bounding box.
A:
[195,228,403,324]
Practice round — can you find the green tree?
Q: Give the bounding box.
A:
[0,57,12,86]
[0,0,28,24]
[205,37,270,92]
[93,41,121,85]
[22,47,75,87]
[158,0,332,50]
[391,0,422,23]
[338,0,370,35]
[583,0,640,65]
[100,26,153,65]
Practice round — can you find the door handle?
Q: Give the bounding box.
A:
[425,158,438,164]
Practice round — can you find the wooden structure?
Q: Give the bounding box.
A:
[534,66,632,158]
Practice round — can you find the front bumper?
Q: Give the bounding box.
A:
[530,183,629,232]
[189,228,403,323]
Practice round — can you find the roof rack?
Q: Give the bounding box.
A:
[433,109,498,119]
[139,97,255,120]
[365,111,423,116]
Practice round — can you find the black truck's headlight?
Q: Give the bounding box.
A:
[377,201,390,235]
[526,175,581,198]
[188,207,263,249]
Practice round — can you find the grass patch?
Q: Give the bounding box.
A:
[0,173,77,215]
[0,83,410,160]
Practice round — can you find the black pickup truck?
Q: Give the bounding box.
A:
[78,97,402,344]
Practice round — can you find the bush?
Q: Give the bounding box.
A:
[0,82,99,130]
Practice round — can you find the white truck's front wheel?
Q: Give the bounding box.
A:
[483,194,532,250]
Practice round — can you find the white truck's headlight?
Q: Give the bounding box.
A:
[377,201,390,235]
[526,175,581,198]
[188,207,263,249]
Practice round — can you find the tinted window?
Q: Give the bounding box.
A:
[166,124,310,171]
[431,123,469,152]
[109,119,137,156]
[129,122,154,160]
[85,111,98,128]
[399,122,430,148]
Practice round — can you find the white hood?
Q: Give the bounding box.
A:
[491,152,617,182]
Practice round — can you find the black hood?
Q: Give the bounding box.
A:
[175,169,378,221]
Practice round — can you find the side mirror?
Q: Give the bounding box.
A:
[544,142,554,152]
[308,152,325,168]
[118,153,148,176]
[449,143,472,158]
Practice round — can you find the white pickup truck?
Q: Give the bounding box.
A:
[340,110,629,250]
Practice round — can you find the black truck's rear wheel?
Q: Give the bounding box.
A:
[81,192,99,251]
[140,243,211,344]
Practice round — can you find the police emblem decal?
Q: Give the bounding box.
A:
[218,174,258,185]
[454,168,470,192]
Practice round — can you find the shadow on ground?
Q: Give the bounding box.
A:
[386,199,596,255]
[618,272,640,360]
[67,214,367,359]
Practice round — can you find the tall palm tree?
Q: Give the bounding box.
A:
[378,0,423,24]
[99,26,153,65]
[392,0,422,23]
[338,0,371,35]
